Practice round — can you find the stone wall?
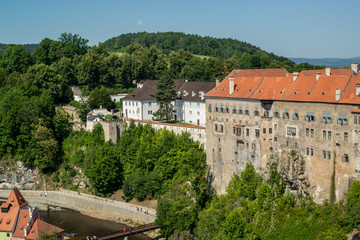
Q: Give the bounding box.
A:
[206,97,360,202]
[0,189,155,224]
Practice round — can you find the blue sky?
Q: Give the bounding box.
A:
[1,0,359,58]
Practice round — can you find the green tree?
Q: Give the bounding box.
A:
[0,45,33,73]
[59,33,89,58]
[88,87,116,110]
[153,72,176,121]
[346,181,360,229]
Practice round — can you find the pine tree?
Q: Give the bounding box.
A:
[154,72,176,121]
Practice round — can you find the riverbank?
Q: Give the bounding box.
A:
[0,189,156,225]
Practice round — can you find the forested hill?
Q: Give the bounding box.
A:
[0,43,39,52]
[104,32,289,62]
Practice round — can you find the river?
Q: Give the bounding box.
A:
[40,208,151,240]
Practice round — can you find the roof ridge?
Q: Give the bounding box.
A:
[249,77,265,98]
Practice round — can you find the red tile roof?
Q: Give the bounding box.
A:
[26,218,64,240]
[12,209,30,238]
[205,68,360,104]
[7,187,29,208]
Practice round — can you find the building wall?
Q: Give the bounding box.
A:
[206,97,360,202]
[0,232,12,240]
[183,101,206,126]
[123,100,142,120]
[141,101,159,121]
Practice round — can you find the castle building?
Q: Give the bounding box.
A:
[205,64,360,203]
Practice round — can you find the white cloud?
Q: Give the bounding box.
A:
[137,20,144,26]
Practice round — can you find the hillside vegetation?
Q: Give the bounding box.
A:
[104,32,289,61]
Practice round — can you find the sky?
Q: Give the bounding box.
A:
[1,0,359,58]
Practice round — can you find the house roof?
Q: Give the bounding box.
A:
[7,187,28,208]
[26,218,64,240]
[12,209,30,238]
[205,68,360,104]
[178,81,216,101]
[123,79,185,101]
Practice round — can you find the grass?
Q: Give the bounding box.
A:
[166,121,194,126]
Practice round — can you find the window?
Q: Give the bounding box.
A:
[327,151,331,160]
[322,113,332,123]
[311,129,314,138]
[328,131,331,140]
[245,106,249,116]
[233,126,242,136]
[254,107,259,116]
[269,128,272,134]
[323,130,327,139]
[337,114,348,125]
[274,108,280,118]
[311,148,314,156]
[189,111,192,114]
[220,105,224,113]
[283,109,290,119]
[264,110,270,118]
[215,123,224,133]
[197,111,200,115]
[274,137,277,142]
[292,109,299,120]
[323,150,327,159]
[208,104,212,113]
[274,123,278,131]
[305,111,315,121]
[246,128,250,136]
[232,106,237,114]
[287,127,296,136]
[225,106,229,113]
[306,147,310,155]
[255,129,260,138]
[239,106,243,115]
[148,110,152,114]
[344,132,348,142]
[344,154,349,163]
[215,104,219,112]
[263,128,266,134]
[252,143,256,150]
[306,128,310,137]
[149,102,152,106]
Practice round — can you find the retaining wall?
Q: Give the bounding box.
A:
[0,189,155,224]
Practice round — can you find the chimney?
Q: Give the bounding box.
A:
[336,88,341,101]
[325,67,331,76]
[316,72,321,81]
[216,79,220,87]
[293,72,299,82]
[356,84,360,96]
[229,77,234,95]
[351,63,358,75]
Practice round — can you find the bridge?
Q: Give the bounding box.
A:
[85,223,159,240]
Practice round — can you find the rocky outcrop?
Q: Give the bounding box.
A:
[0,161,40,189]
[270,151,310,197]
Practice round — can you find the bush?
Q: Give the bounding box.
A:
[346,181,360,229]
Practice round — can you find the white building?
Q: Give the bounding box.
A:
[123,80,185,121]
[123,79,215,125]
[110,94,128,103]
[175,81,216,126]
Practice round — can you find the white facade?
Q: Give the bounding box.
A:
[123,100,159,121]
[110,94,127,103]
[86,116,101,131]
[183,101,206,126]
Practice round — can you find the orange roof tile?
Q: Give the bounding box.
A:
[12,209,29,238]
[205,68,358,104]
[0,203,19,232]
[351,110,360,114]
[7,188,28,208]
[26,219,64,240]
